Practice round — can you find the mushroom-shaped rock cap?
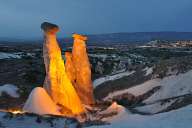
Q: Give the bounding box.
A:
[73,33,87,41]
[41,22,59,34]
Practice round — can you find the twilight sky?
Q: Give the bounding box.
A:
[0,0,192,39]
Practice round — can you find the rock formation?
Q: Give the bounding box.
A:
[71,34,95,105]
[65,52,76,85]
[41,22,84,115]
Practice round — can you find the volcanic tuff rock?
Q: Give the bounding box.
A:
[71,34,95,105]
[41,22,84,115]
[65,52,76,85]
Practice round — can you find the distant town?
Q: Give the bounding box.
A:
[140,40,192,48]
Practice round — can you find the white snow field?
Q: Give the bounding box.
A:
[143,67,153,76]
[144,70,192,104]
[0,52,21,59]
[91,104,192,128]
[93,71,135,88]
[1,102,191,128]
[0,84,19,98]
[104,70,192,103]
[104,79,159,101]
[1,69,192,128]
[134,99,177,114]
[23,87,61,115]
[0,112,78,128]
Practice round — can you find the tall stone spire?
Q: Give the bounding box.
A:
[65,52,76,85]
[71,34,95,105]
[41,22,85,115]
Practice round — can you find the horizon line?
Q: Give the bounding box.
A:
[1,31,192,41]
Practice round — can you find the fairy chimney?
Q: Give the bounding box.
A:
[65,52,76,85]
[41,22,85,115]
[72,33,95,105]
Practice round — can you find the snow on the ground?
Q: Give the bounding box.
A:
[91,104,192,128]
[104,79,159,100]
[143,67,153,76]
[1,102,192,128]
[100,102,125,115]
[104,70,192,103]
[93,71,135,88]
[100,102,130,122]
[88,54,108,58]
[0,112,77,128]
[112,68,126,74]
[89,54,108,61]
[135,99,176,114]
[0,84,19,98]
[0,52,21,59]
[23,87,61,115]
[144,70,192,103]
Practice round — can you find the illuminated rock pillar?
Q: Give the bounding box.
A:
[72,34,95,105]
[65,52,76,85]
[41,22,84,115]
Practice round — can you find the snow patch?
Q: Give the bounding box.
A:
[104,70,192,103]
[144,70,192,103]
[135,100,176,114]
[89,54,108,61]
[0,84,19,98]
[0,52,21,59]
[91,104,192,128]
[93,71,135,88]
[23,87,61,115]
[104,79,159,100]
[0,111,77,128]
[143,67,153,76]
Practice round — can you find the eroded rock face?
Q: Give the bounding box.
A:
[71,34,95,105]
[41,22,85,115]
[65,52,76,85]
